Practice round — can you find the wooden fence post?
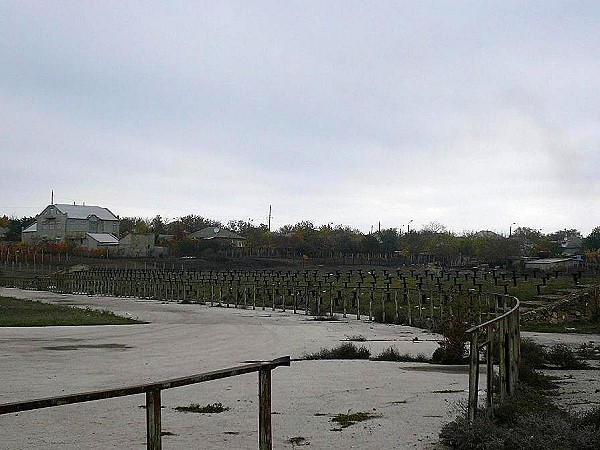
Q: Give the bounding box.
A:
[146,388,162,450]
[259,367,272,450]
[468,332,479,422]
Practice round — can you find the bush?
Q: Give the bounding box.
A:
[520,338,548,369]
[372,346,429,363]
[431,316,470,364]
[440,406,600,450]
[520,338,590,370]
[547,343,590,369]
[302,342,371,360]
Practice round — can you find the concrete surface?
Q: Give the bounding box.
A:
[0,288,490,449]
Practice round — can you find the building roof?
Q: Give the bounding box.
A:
[474,230,503,239]
[188,226,245,240]
[561,236,583,249]
[52,204,119,221]
[86,233,119,245]
[525,258,574,265]
[22,223,37,233]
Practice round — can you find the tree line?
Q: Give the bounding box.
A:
[118,215,600,264]
[3,214,600,264]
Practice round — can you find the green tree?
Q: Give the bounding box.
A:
[150,215,167,234]
[169,215,221,234]
[585,226,600,250]
[119,217,150,237]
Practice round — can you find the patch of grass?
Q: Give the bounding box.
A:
[372,346,429,362]
[331,411,381,428]
[302,342,371,360]
[174,402,229,414]
[521,321,600,334]
[0,296,143,326]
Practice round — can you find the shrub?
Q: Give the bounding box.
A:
[372,346,429,363]
[431,316,470,364]
[520,338,548,369]
[547,343,590,369]
[302,342,371,360]
[440,407,600,450]
[520,339,590,370]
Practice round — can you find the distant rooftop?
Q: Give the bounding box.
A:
[188,226,245,240]
[86,233,119,245]
[50,204,118,221]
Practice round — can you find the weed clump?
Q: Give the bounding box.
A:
[302,342,371,360]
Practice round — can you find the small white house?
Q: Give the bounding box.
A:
[85,233,119,255]
[524,258,578,272]
[188,226,245,248]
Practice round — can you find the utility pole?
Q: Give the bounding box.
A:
[268,205,272,232]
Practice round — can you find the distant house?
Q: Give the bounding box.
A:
[188,226,245,248]
[119,233,155,257]
[21,223,37,244]
[85,233,119,255]
[24,204,119,245]
[473,230,503,239]
[561,235,583,257]
[524,257,579,272]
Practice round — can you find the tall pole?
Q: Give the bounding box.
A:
[268,205,272,232]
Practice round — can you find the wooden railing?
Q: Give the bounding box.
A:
[0,356,290,450]
[465,294,520,421]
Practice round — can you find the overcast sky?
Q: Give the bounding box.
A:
[2,1,599,235]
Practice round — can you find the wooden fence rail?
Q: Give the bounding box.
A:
[465,295,520,421]
[0,356,291,450]
[0,269,501,327]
